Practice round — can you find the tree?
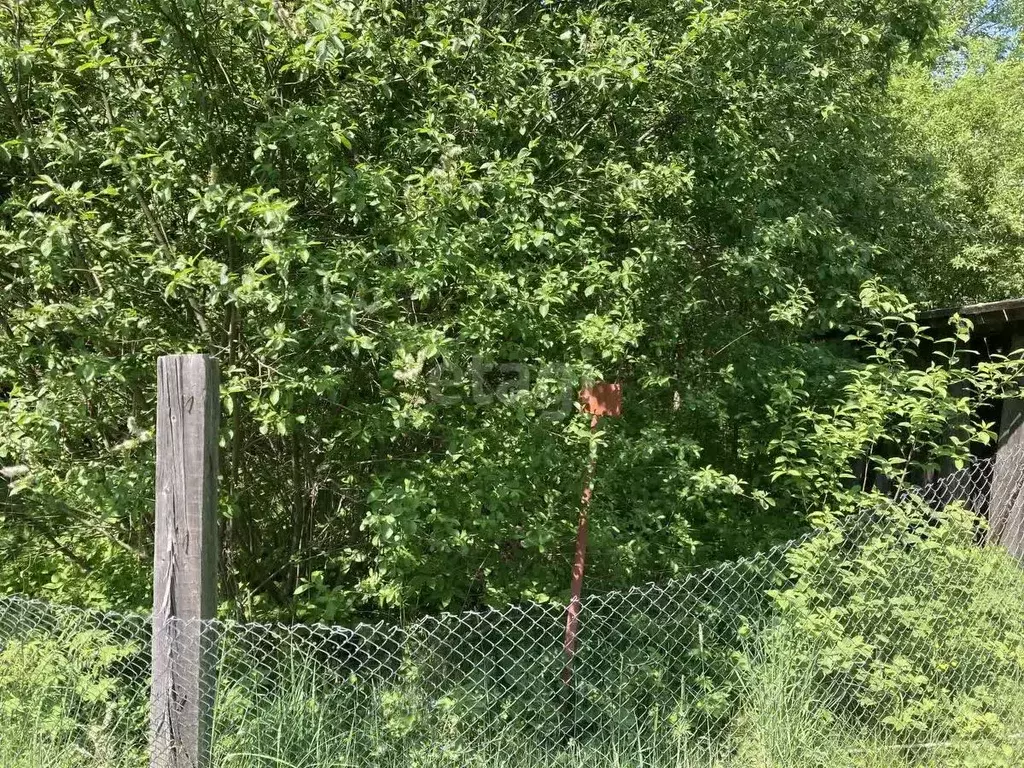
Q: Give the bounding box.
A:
[890,0,1024,304]
[3,0,1006,620]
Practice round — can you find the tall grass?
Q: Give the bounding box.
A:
[3,628,1024,768]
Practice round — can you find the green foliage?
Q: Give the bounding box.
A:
[774,499,1024,745]
[770,281,1023,522]
[0,627,146,767]
[0,0,1018,622]
[889,0,1024,304]
[732,623,1024,768]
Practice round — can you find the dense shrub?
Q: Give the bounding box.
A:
[0,627,147,767]
[2,0,989,618]
[774,499,1024,743]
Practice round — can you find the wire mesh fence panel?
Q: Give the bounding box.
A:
[2,450,1024,767]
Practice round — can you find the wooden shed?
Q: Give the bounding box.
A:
[918,297,1024,556]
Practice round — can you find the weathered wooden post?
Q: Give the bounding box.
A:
[989,331,1024,557]
[151,354,219,768]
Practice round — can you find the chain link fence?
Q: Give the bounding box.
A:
[2,450,1024,767]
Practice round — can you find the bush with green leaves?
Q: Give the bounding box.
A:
[731,624,1024,768]
[889,0,1024,306]
[773,498,1024,745]
[1,0,1020,621]
[0,627,147,767]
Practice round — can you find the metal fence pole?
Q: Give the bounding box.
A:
[150,354,220,768]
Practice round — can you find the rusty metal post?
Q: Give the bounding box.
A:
[562,382,621,687]
[562,412,600,686]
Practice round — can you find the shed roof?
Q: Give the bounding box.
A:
[918,297,1024,332]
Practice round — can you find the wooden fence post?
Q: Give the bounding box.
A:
[151,354,220,768]
[990,332,1024,557]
